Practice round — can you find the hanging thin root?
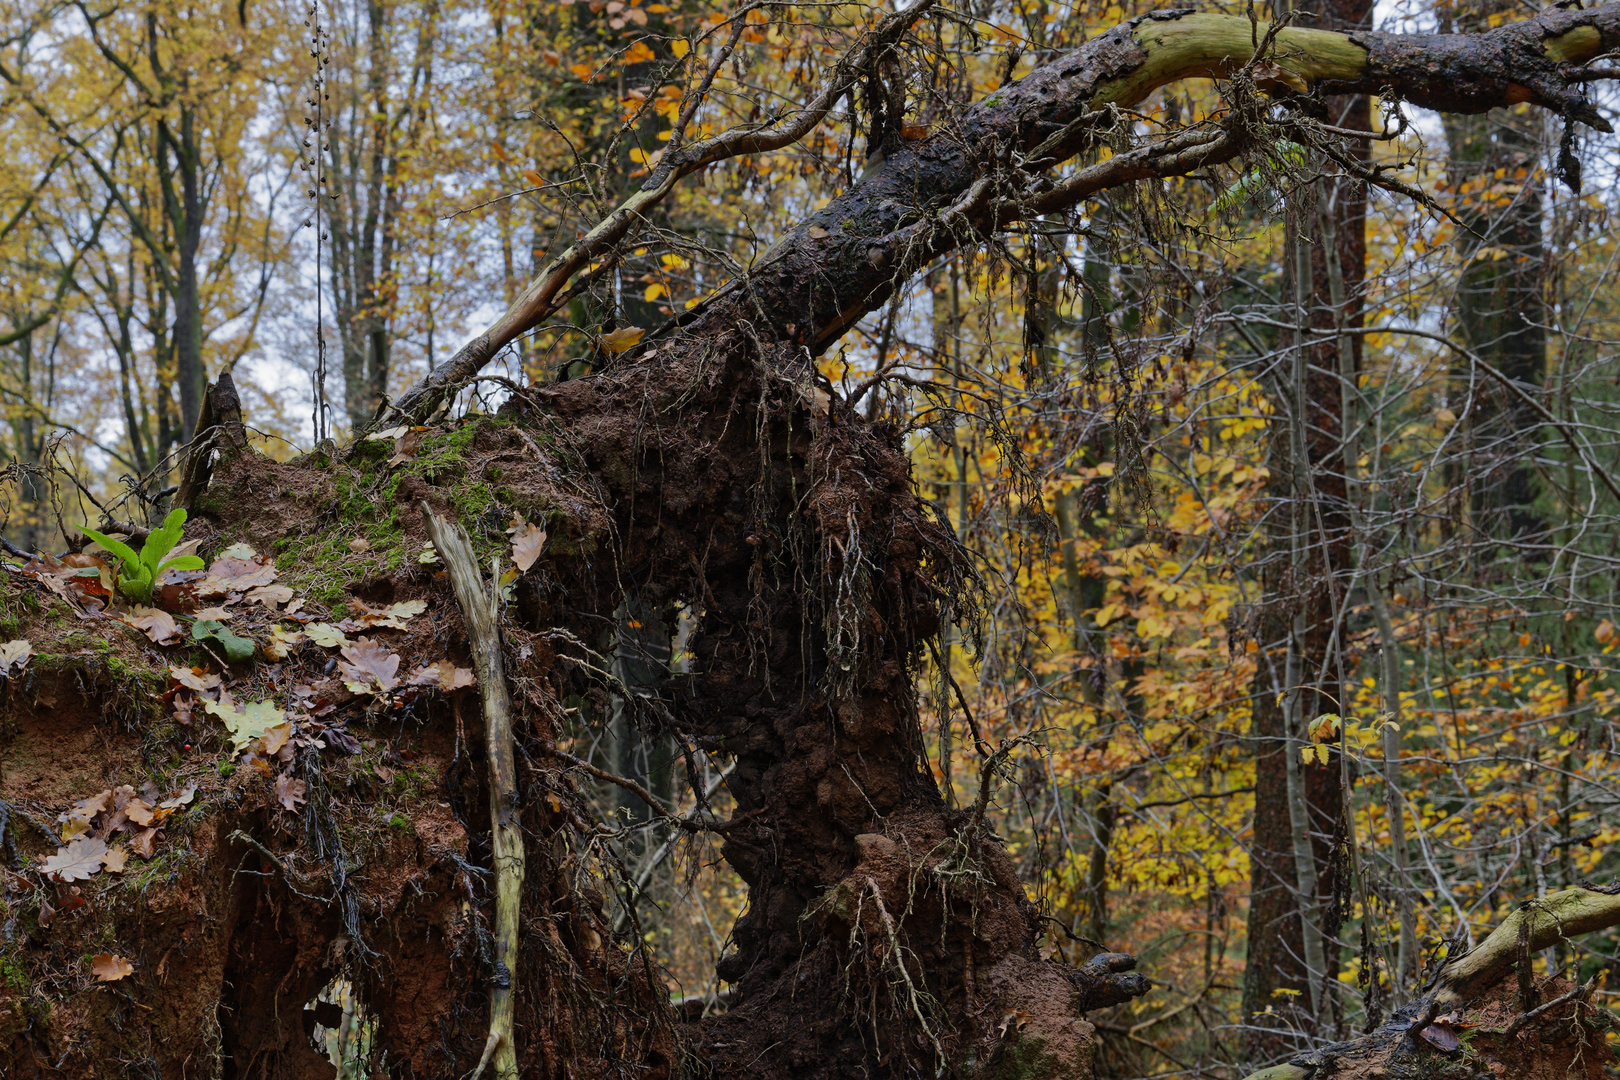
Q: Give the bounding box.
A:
[462,1031,502,1080]
[865,876,946,1066]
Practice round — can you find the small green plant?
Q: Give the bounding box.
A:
[80,508,204,605]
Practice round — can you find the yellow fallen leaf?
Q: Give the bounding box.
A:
[597,327,645,354]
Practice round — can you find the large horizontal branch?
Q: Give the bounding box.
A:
[386,2,1620,428]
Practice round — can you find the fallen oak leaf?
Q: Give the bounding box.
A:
[101,847,129,873]
[261,721,292,757]
[511,522,547,572]
[205,699,287,753]
[123,799,167,828]
[41,837,108,882]
[120,607,180,644]
[1,638,35,674]
[91,953,134,982]
[408,660,476,691]
[385,428,421,468]
[216,542,256,560]
[169,665,221,693]
[61,790,113,825]
[158,782,197,810]
[275,773,307,813]
[597,325,645,354]
[131,828,159,859]
[197,554,277,597]
[191,606,235,622]
[344,598,426,631]
[264,624,305,661]
[338,637,400,694]
[306,623,347,648]
[246,584,294,608]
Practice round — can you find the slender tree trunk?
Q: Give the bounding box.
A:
[165,108,207,438]
[1440,0,1548,549]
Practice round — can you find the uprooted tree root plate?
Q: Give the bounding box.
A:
[3,338,1618,1080]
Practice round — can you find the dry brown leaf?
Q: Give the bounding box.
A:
[121,607,180,644]
[806,225,830,238]
[339,637,400,694]
[91,953,134,982]
[344,598,426,631]
[246,584,294,608]
[198,554,277,597]
[62,790,112,825]
[348,537,372,554]
[275,774,307,813]
[0,638,34,674]
[158,782,197,810]
[408,660,477,691]
[101,847,129,873]
[41,837,108,882]
[192,606,235,621]
[261,721,292,756]
[23,553,107,615]
[385,429,421,468]
[131,828,158,859]
[59,818,90,841]
[511,523,547,572]
[169,665,221,693]
[124,799,163,828]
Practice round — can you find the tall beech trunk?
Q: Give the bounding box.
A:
[1242,0,1369,1051]
[1442,0,1550,549]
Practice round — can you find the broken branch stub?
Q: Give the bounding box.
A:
[175,370,250,514]
[422,504,524,1080]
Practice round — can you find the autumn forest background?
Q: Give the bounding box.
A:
[3,0,1620,1074]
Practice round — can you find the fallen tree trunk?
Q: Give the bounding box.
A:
[383,2,1620,429]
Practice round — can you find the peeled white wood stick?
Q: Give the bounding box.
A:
[424,504,524,1080]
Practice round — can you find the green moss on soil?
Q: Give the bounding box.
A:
[985,1031,1078,1080]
